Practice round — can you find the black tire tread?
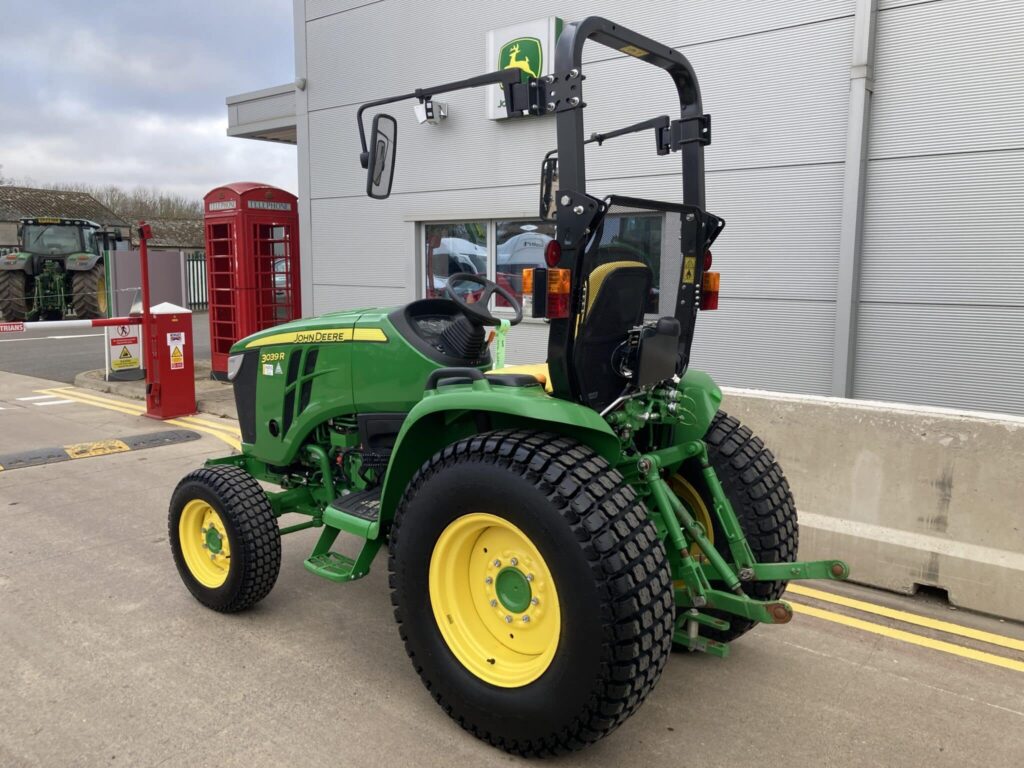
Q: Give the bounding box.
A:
[0,270,30,322]
[388,430,674,757]
[71,263,104,319]
[699,410,798,642]
[169,465,281,613]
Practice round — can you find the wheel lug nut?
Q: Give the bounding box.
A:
[504,615,513,623]
[490,599,498,607]
[493,559,501,567]
[526,574,534,582]
[201,543,208,549]
[510,557,518,566]
[522,615,531,623]
[485,576,493,585]
[531,597,539,606]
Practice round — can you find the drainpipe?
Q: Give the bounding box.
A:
[831,0,878,397]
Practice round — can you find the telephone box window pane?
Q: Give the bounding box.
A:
[495,220,556,308]
[423,222,487,299]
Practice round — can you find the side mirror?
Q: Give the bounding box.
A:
[366,113,398,199]
[539,156,558,219]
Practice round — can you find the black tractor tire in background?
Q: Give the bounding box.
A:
[675,411,799,644]
[389,430,674,756]
[71,262,106,318]
[169,465,281,613]
[0,270,32,322]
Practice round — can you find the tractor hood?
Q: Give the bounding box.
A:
[230,307,378,353]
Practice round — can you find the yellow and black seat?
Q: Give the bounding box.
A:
[491,260,653,408]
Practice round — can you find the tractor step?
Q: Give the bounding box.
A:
[304,551,362,582]
[323,487,380,537]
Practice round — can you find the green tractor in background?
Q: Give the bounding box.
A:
[0,216,116,321]
[169,17,849,756]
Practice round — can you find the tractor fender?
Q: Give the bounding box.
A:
[64,253,103,271]
[373,381,621,538]
[0,253,30,272]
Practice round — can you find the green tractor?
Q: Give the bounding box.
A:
[169,17,849,755]
[0,216,117,321]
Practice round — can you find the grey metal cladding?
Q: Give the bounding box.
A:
[855,0,1024,415]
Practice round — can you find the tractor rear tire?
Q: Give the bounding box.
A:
[71,263,107,318]
[0,270,31,322]
[169,465,281,613]
[674,411,798,644]
[389,430,674,756]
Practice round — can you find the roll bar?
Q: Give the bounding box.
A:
[546,17,713,402]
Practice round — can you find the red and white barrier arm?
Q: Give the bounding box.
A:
[0,317,142,334]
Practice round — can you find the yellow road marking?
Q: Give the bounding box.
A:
[35,388,240,451]
[791,603,1024,673]
[173,415,242,439]
[166,418,241,451]
[48,388,241,439]
[64,439,131,460]
[787,584,1024,653]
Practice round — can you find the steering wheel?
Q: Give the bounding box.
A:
[444,272,523,327]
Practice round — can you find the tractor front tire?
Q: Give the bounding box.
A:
[0,270,31,322]
[169,465,281,613]
[389,430,674,756]
[673,411,798,644]
[71,263,107,318]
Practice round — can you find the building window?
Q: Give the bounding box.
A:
[423,222,487,299]
[422,214,663,315]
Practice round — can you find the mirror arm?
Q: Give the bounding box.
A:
[357,69,524,167]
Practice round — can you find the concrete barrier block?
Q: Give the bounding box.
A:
[720,387,1024,622]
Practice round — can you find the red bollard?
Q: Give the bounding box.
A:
[145,303,197,419]
[138,222,197,419]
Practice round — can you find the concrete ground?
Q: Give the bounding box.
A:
[1,370,1023,768]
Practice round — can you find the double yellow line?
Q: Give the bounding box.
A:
[786,583,1024,673]
[37,387,242,451]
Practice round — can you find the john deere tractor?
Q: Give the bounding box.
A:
[0,216,116,321]
[169,17,849,755]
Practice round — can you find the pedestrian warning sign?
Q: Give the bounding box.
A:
[109,325,141,372]
[170,345,184,370]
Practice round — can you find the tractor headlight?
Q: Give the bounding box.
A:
[226,353,245,381]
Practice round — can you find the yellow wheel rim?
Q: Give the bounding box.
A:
[669,474,715,560]
[97,272,108,316]
[429,513,561,688]
[178,499,232,588]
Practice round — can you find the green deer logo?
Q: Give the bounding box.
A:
[499,38,542,79]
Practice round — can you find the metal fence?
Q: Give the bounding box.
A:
[185,250,208,311]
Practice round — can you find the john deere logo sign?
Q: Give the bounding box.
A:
[486,17,562,120]
[499,37,541,79]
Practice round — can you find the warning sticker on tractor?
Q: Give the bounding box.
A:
[170,346,184,370]
[263,363,274,376]
[682,256,697,284]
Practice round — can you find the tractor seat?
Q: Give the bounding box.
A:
[487,261,651,399]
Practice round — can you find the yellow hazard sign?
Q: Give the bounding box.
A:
[170,345,184,370]
[112,345,140,371]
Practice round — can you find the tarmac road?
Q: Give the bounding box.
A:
[1,370,1023,768]
[0,311,211,383]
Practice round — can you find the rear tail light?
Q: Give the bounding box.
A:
[523,267,571,319]
[544,239,562,267]
[700,271,720,311]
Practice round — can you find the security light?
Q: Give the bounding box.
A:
[414,99,448,125]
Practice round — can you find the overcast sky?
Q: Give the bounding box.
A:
[0,0,298,199]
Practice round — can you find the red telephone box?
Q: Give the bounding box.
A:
[203,182,301,379]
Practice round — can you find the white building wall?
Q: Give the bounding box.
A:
[288,0,1024,414]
